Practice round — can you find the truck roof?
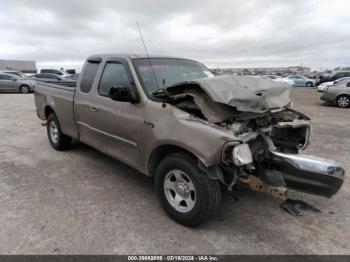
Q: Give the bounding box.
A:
[87,53,193,61]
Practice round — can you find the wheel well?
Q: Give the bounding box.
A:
[44,106,55,119]
[337,94,350,100]
[148,145,198,176]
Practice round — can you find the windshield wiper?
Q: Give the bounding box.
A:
[152,88,172,99]
[152,78,173,100]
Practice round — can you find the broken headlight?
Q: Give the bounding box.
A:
[232,143,253,166]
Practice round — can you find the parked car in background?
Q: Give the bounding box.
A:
[316,71,350,86]
[317,81,334,92]
[31,73,66,82]
[38,69,67,76]
[321,80,350,107]
[285,75,316,87]
[0,73,35,93]
[65,74,80,81]
[317,77,350,92]
[264,75,295,85]
[30,73,76,87]
[0,70,26,78]
[65,69,77,75]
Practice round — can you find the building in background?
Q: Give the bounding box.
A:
[0,59,36,73]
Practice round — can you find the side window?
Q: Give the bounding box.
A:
[52,75,60,80]
[44,74,56,79]
[80,62,100,93]
[0,74,5,80]
[41,74,53,79]
[98,62,133,97]
[335,73,344,79]
[53,70,63,75]
[1,75,12,80]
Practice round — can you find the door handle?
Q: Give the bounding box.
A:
[89,106,98,112]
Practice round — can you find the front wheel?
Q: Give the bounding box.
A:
[155,153,221,226]
[47,113,72,150]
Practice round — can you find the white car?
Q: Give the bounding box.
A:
[264,75,295,85]
[317,77,350,92]
[317,81,334,92]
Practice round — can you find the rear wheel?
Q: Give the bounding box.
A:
[47,113,72,150]
[336,95,350,108]
[19,85,30,93]
[155,153,221,226]
[306,82,313,87]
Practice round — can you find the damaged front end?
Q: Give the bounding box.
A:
[219,110,344,199]
[163,75,345,199]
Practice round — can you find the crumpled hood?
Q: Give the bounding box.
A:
[166,75,292,113]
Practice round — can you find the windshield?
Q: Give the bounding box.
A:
[133,58,214,96]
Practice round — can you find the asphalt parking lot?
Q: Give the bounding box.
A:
[0,88,349,255]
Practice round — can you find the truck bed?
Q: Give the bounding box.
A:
[34,81,78,139]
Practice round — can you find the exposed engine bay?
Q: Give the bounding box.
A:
[161,76,345,201]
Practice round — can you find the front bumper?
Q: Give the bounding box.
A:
[265,151,345,197]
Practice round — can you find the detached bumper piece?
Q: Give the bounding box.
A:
[280,198,321,216]
[266,151,345,197]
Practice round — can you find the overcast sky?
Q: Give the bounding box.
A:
[1,0,350,70]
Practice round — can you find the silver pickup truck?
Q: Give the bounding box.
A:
[34,54,345,226]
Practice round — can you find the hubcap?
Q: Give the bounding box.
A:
[49,121,59,144]
[21,86,29,93]
[338,96,349,107]
[164,169,196,213]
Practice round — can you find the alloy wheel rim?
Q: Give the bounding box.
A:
[21,86,29,93]
[49,121,59,144]
[164,169,196,213]
[338,96,349,107]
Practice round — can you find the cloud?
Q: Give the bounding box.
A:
[0,0,350,70]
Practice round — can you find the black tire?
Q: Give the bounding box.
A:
[155,153,221,226]
[306,82,313,87]
[336,95,350,108]
[47,113,72,150]
[19,85,30,94]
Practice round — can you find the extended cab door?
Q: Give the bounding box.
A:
[74,58,143,169]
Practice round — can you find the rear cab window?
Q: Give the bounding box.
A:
[80,59,101,93]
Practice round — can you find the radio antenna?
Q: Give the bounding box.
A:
[136,22,161,91]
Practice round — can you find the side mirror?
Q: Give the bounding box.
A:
[109,85,139,103]
[11,78,17,81]
[347,82,350,87]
